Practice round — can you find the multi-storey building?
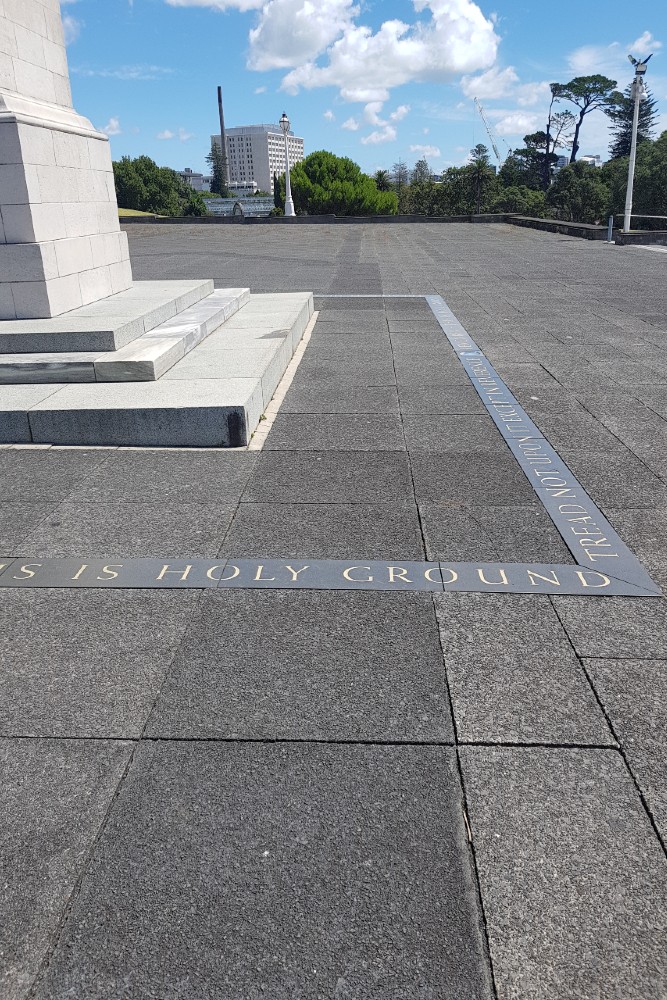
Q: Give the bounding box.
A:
[212,124,305,195]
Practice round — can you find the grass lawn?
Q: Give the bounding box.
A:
[118,208,160,217]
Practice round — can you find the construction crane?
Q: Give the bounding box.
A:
[473,97,511,165]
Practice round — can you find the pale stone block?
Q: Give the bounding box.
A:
[78,264,113,306]
[42,8,66,52]
[0,203,35,242]
[55,235,93,277]
[26,201,66,243]
[0,123,22,165]
[2,0,47,37]
[0,207,5,244]
[90,232,121,269]
[17,123,55,166]
[0,283,16,320]
[13,23,47,69]
[62,202,95,239]
[0,163,41,204]
[36,163,78,203]
[13,59,56,105]
[0,15,18,58]
[52,129,90,171]
[0,50,17,91]
[52,72,71,107]
[105,171,117,202]
[109,258,133,295]
[0,242,57,282]
[87,137,113,173]
[9,280,50,318]
[97,202,119,232]
[42,35,68,77]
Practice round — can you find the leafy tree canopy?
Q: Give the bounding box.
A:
[113,156,206,217]
[607,84,659,159]
[274,150,398,216]
[557,75,618,162]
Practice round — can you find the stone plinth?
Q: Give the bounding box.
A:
[0,0,132,320]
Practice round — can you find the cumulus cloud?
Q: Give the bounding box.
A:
[491,111,541,137]
[280,0,499,102]
[165,0,262,10]
[248,0,359,71]
[100,116,122,136]
[342,117,360,130]
[410,143,441,157]
[568,32,662,79]
[73,64,174,80]
[157,130,175,140]
[631,31,662,57]
[361,126,397,145]
[390,104,411,121]
[461,64,518,99]
[323,109,336,121]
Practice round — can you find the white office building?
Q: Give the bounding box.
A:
[212,124,305,195]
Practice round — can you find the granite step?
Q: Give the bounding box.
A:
[0,293,314,447]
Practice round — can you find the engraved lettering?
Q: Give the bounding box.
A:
[206,565,224,581]
[477,568,509,586]
[254,565,276,582]
[97,565,122,581]
[72,564,88,580]
[219,565,240,581]
[388,566,412,584]
[13,563,41,580]
[440,568,458,584]
[527,570,561,587]
[285,565,310,582]
[424,567,442,583]
[343,566,373,583]
[157,564,193,581]
[576,571,611,589]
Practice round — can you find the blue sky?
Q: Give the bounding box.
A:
[61,0,666,175]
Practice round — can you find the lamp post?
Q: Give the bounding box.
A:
[623,53,652,233]
[279,112,295,217]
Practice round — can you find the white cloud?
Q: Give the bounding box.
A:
[515,81,551,107]
[100,116,122,136]
[157,129,175,140]
[492,111,541,137]
[165,0,262,10]
[178,128,194,141]
[390,104,410,121]
[342,117,360,130]
[73,65,174,80]
[62,14,82,45]
[323,109,336,121]
[248,0,359,71]
[361,125,397,145]
[631,31,662,57]
[410,143,441,157]
[461,64,518,99]
[568,33,663,80]
[363,101,386,126]
[281,0,499,102]
[254,85,267,94]
[156,128,194,141]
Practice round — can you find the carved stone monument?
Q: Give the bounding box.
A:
[0,0,133,319]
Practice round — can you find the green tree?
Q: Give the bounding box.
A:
[274,150,398,216]
[545,160,610,223]
[469,143,496,212]
[558,75,618,162]
[391,159,410,212]
[606,84,659,159]
[205,139,231,197]
[113,156,206,216]
[490,185,547,217]
[602,131,667,226]
[373,169,391,191]
[408,157,435,214]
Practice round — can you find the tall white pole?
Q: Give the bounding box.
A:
[283,130,295,218]
[623,73,644,232]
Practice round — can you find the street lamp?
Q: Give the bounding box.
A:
[623,53,652,232]
[279,112,295,218]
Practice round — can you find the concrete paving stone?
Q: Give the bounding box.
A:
[17,501,237,558]
[0,384,67,443]
[419,502,573,563]
[530,412,628,453]
[312,318,388,334]
[291,358,397,387]
[242,451,415,503]
[557,449,667,508]
[387,319,442,333]
[395,366,472,388]
[513,386,593,413]
[265,413,406,451]
[434,593,611,744]
[218,501,424,560]
[0,501,56,552]
[0,739,133,1000]
[148,589,451,740]
[398,386,485,414]
[605,507,667,589]
[281,385,400,414]
[0,589,198,737]
[553,596,667,658]
[65,450,257,504]
[586,658,667,839]
[0,448,109,501]
[411,452,535,504]
[492,363,562,388]
[402,415,508,453]
[33,742,493,1000]
[461,747,667,1000]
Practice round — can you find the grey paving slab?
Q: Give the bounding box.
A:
[148,590,451,741]
[291,358,397,387]
[17,501,237,558]
[403,414,509,453]
[398,386,485,414]
[281,384,400,414]
[0,739,133,1000]
[605,507,667,589]
[0,502,57,552]
[586,658,667,840]
[0,589,198,737]
[219,501,424,560]
[66,450,257,504]
[34,742,493,1000]
[435,593,610,744]
[419,502,573,563]
[411,452,535,504]
[553,596,667,657]
[557,449,667,508]
[265,413,406,451]
[0,449,109,501]
[461,747,667,1000]
[242,451,415,503]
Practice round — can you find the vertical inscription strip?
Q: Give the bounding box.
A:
[426,295,660,594]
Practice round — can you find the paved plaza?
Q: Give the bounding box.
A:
[2,222,667,998]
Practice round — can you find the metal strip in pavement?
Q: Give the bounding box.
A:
[426,295,660,594]
[0,557,658,595]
